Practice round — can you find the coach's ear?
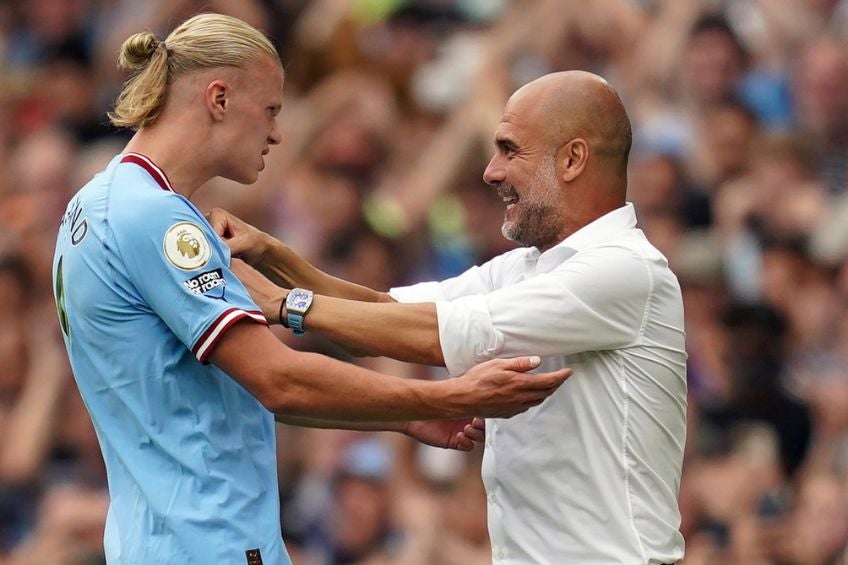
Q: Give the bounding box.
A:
[205,80,229,121]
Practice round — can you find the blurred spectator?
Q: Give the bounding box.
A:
[699,302,812,477]
[792,36,848,193]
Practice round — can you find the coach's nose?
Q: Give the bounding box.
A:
[483,153,506,186]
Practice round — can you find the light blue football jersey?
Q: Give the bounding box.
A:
[52,152,290,565]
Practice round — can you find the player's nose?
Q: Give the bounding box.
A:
[268,120,282,145]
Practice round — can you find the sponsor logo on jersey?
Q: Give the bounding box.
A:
[183,268,226,295]
[163,222,211,270]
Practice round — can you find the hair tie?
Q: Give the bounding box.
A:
[156,39,170,56]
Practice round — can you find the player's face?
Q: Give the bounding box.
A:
[222,57,283,184]
[483,109,565,250]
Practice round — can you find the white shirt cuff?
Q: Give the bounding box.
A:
[388,281,444,303]
[436,295,504,377]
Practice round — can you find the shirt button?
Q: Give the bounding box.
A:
[495,548,505,560]
[485,437,493,447]
[488,493,497,504]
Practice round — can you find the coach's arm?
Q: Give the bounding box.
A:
[209,207,395,303]
[229,258,443,365]
[209,208,443,364]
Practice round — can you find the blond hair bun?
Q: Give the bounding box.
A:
[117,32,162,72]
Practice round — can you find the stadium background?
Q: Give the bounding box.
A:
[1,0,848,563]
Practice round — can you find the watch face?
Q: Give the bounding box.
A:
[287,289,313,312]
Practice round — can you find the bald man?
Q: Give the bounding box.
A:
[213,71,687,564]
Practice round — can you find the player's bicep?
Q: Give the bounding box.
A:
[208,320,293,409]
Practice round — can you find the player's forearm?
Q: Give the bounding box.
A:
[213,322,567,424]
[266,351,459,421]
[261,239,391,302]
[274,413,407,433]
[303,295,445,365]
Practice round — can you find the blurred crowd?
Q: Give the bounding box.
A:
[1,0,848,563]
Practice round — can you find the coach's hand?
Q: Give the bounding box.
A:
[455,357,571,419]
[405,417,487,450]
[208,208,272,266]
[405,419,477,451]
[464,418,486,443]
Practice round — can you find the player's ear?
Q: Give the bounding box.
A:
[205,80,229,121]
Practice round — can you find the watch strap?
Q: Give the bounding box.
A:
[287,310,305,335]
[279,294,289,328]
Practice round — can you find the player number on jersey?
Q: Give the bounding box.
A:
[55,256,70,338]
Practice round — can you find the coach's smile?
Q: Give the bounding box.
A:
[497,183,520,217]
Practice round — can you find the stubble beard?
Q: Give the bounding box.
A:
[501,151,563,249]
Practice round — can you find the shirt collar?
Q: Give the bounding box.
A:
[120,152,175,192]
[534,203,637,271]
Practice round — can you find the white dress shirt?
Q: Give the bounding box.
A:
[391,204,686,564]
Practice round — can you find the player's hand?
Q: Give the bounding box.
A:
[405,419,477,451]
[207,208,272,266]
[464,418,486,443]
[230,259,286,323]
[455,357,571,419]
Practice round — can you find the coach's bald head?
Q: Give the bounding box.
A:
[512,70,631,191]
[484,71,633,250]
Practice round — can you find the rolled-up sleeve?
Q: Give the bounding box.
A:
[390,262,501,376]
[433,246,653,376]
[388,281,445,303]
[435,295,505,377]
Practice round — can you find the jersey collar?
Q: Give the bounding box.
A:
[120,152,175,192]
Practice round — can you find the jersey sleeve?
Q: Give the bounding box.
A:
[110,194,267,363]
